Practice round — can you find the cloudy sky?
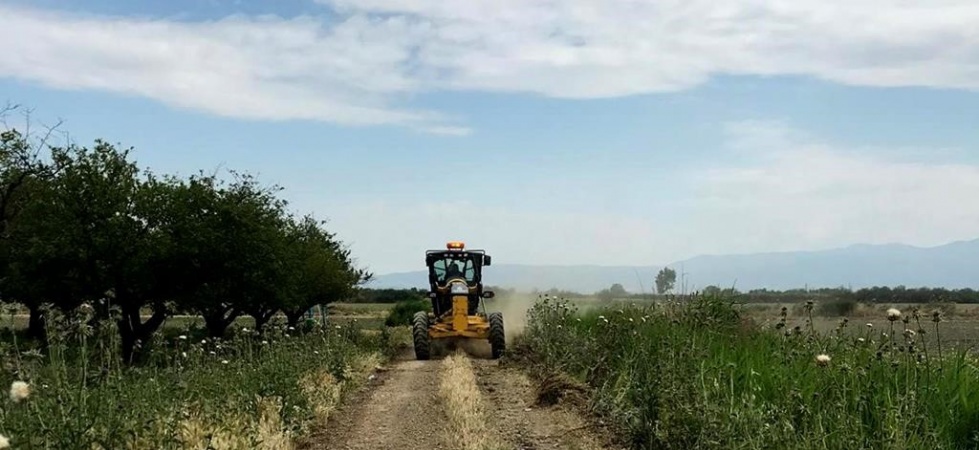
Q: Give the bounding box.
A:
[2,0,978,274]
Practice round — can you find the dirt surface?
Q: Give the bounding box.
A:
[473,359,621,450]
[303,344,620,450]
[301,352,450,450]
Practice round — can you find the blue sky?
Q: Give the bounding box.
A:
[2,0,979,275]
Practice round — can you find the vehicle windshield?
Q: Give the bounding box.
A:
[432,256,477,285]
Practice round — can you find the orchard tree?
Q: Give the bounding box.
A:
[0,113,59,340]
[166,172,291,338]
[279,215,371,329]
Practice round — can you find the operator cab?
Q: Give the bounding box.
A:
[425,241,494,316]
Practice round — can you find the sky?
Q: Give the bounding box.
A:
[2,0,979,275]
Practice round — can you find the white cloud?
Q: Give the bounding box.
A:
[688,121,979,253]
[321,0,979,97]
[3,2,979,129]
[0,6,448,130]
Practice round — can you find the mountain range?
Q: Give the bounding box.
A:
[367,239,979,293]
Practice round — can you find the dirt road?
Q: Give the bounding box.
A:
[301,344,621,450]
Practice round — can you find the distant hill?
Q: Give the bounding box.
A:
[367,239,979,293]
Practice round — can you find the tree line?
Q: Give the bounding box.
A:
[0,110,370,361]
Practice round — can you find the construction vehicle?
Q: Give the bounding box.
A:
[412,241,504,360]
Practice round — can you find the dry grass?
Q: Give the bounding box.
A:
[173,397,293,450]
[301,351,383,428]
[438,352,507,450]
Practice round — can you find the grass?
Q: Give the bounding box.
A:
[0,307,410,449]
[516,296,979,450]
[438,352,506,450]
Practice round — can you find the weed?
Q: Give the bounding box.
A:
[521,294,979,450]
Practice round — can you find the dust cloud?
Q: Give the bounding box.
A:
[484,292,537,345]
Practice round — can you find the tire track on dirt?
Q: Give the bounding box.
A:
[303,345,618,450]
[301,352,450,450]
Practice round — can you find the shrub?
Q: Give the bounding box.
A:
[384,299,431,327]
[816,298,857,317]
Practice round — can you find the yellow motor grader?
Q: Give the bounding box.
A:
[412,241,504,360]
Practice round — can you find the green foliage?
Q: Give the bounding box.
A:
[655,266,676,294]
[384,299,431,327]
[595,283,628,300]
[816,298,858,317]
[0,117,369,360]
[521,295,979,449]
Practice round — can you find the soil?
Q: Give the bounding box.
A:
[300,343,622,450]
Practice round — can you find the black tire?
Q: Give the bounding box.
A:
[412,311,431,360]
[488,312,505,359]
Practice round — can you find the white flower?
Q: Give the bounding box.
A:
[866,323,874,328]
[815,354,831,366]
[857,338,866,343]
[242,328,249,333]
[181,352,188,358]
[221,360,229,365]
[9,381,30,402]
[887,308,902,321]
[288,326,295,331]
[201,339,207,345]
[261,340,268,345]
[178,335,187,341]
[313,351,320,355]
[904,329,916,338]
[208,351,216,356]
[0,433,9,449]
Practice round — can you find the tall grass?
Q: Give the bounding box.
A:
[0,307,408,449]
[518,296,979,450]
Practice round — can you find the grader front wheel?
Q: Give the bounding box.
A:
[412,311,431,360]
[489,312,505,359]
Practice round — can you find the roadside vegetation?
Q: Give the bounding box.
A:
[518,295,979,449]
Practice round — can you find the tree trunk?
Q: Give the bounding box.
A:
[284,309,306,329]
[26,303,47,343]
[203,308,240,338]
[250,309,277,333]
[117,304,167,364]
[87,298,112,328]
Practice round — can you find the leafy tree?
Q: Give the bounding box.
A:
[4,139,168,358]
[0,119,59,340]
[596,283,628,300]
[164,172,290,338]
[655,267,677,294]
[279,215,371,329]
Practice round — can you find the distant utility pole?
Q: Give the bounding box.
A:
[634,269,646,295]
[681,263,688,296]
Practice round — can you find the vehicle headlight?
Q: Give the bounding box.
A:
[450,282,469,295]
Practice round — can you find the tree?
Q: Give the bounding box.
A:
[165,172,291,338]
[3,139,170,359]
[279,215,371,329]
[0,114,60,341]
[596,283,628,300]
[655,267,677,294]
